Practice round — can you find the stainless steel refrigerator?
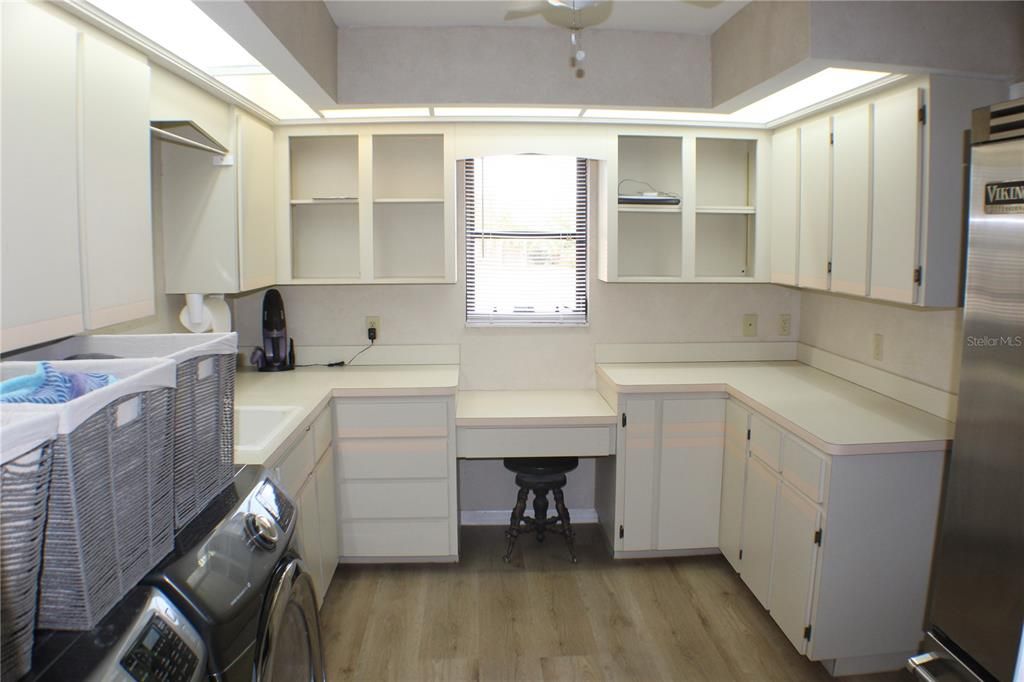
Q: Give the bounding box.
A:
[908,98,1024,681]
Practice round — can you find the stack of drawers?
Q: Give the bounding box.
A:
[334,397,456,559]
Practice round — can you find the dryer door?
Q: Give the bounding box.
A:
[254,558,325,682]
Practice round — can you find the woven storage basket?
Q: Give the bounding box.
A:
[0,410,58,679]
[12,333,237,528]
[2,358,177,631]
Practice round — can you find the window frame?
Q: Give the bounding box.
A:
[462,155,591,327]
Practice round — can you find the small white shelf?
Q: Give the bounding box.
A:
[291,198,358,205]
[618,205,682,214]
[696,206,756,214]
[373,197,444,204]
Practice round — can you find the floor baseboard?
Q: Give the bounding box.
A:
[460,508,599,526]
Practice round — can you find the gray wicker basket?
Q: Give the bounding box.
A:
[11,333,238,529]
[2,358,178,631]
[0,411,58,680]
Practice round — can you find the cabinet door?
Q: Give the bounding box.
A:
[797,116,832,291]
[770,483,822,655]
[1,2,84,351]
[829,104,872,297]
[657,398,725,550]
[621,398,658,551]
[296,479,323,602]
[871,88,923,304]
[719,401,749,572]
[237,112,276,292]
[80,33,154,329]
[740,456,779,609]
[770,127,800,285]
[314,451,338,606]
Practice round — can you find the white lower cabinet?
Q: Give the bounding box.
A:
[335,396,458,560]
[273,406,336,607]
[718,400,749,571]
[770,483,822,655]
[617,395,725,552]
[718,397,945,673]
[739,456,779,609]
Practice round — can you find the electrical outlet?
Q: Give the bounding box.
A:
[872,333,884,361]
[366,316,381,339]
[743,314,758,338]
[779,314,792,337]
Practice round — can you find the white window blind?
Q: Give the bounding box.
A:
[463,155,589,325]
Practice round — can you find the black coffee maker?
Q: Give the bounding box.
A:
[249,289,295,371]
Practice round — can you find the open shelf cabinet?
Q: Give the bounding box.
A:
[600,132,766,282]
[279,127,455,284]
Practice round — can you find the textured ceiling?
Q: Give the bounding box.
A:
[324,0,749,35]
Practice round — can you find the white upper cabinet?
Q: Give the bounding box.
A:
[778,76,1007,307]
[769,128,800,286]
[870,87,923,304]
[1,2,84,351]
[829,104,872,297]
[279,127,456,285]
[797,117,832,291]
[162,109,276,295]
[79,33,154,329]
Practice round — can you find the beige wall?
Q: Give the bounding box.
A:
[336,26,712,107]
[710,1,811,107]
[246,0,338,101]
[799,291,962,394]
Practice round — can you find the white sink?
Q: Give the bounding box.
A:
[234,405,302,453]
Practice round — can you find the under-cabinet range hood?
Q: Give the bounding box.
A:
[150,120,228,157]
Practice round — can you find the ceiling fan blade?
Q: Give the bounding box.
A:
[504,1,550,21]
[682,0,724,8]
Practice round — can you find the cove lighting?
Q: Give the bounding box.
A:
[583,109,735,122]
[433,107,582,118]
[322,108,431,119]
[85,0,318,120]
[583,68,892,125]
[731,68,892,123]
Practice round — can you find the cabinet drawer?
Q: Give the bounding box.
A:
[313,407,332,457]
[750,414,783,471]
[275,428,315,497]
[338,479,449,519]
[337,438,448,479]
[339,518,451,558]
[335,400,448,438]
[781,436,828,503]
[457,425,614,459]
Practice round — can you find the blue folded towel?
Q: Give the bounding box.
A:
[0,362,116,404]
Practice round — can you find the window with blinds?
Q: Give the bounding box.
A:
[463,155,589,325]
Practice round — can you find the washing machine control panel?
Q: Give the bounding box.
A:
[120,613,199,681]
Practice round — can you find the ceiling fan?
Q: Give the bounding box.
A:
[504,0,722,78]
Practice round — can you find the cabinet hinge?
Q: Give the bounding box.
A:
[746,428,751,441]
[827,261,833,274]
[804,625,813,640]
[918,105,927,125]
[739,549,743,560]
[829,132,834,145]
[622,413,627,428]
[813,528,822,545]
[619,525,624,539]
[913,266,923,285]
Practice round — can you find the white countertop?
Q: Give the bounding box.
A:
[233,365,459,466]
[456,390,617,427]
[598,362,953,456]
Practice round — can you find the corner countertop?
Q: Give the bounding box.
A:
[233,365,459,467]
[597,362,954,456]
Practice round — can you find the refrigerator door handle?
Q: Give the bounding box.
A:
[907,652,943,682]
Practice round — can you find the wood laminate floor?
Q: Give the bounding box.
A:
[320,525,910,682]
